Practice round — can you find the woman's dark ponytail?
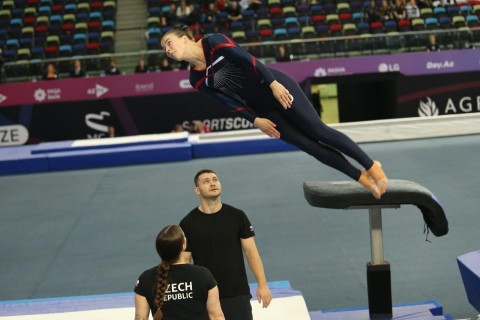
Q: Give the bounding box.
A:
[152,225,185,320]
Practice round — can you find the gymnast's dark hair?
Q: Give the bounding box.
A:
[153,225,185,320]
[161,24,194,44]
[194,169,217,186]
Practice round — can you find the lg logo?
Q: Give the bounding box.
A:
[378,63,400,72]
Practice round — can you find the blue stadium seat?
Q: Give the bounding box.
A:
[285,16,299,28]
[102,20,115,31]
[425,17,439,29]
[298,16,311,26]
[147,37,159,50]
[273,28,287,40]
[11,8,24,19]
[72,43,86,55]
[89,11,102,22]
[446,5,459,17]
[6,39,19,50]
[73,32,87,44]
[31,47,44,59]
[439,16,452,28]
[230,21,244,31]
[88,32,100,42]
[64,3,77,14]
[19,38,32,48]
[460,5,472,16]
[287,26,301,39]
[149,6,162,17]
[4,49,17,62]
[352,11,364,23]
[59,44,72,56]
[50,14,62,25]
[384,19,397,32]
[433,6,446,17]
[466,14,479,27]
[147,27,161,38]
[38,6,51,16]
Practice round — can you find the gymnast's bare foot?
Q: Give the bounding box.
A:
[367,160,388,196]
[358,169,381,199]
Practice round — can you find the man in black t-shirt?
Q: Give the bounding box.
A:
[180,169,272,320]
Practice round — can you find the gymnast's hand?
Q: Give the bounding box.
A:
[254,118,280,138]
[270,80,293,110]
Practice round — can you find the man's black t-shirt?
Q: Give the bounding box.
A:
[180,203,255,298]
[134,264,217,319]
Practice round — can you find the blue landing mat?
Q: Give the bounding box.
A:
[0,281,298,317]
[309,301,452,320]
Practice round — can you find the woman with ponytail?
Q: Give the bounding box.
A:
[134,225,224,320]
[160,25,389,199]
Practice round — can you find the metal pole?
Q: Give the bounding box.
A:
[369,207,384,265]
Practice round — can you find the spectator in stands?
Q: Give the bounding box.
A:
[195,122,211,133]
[379,0,395,20]
[204,2,218,23]
[176,0,192,24]
[162,3,178,27]
[159,56,173,71]
[105,59,122,75]
[426,34,440,51]
[187,3,202,25]
[227,1,243,23]
[275,45,291,62]
[70,59,86,78]
[135,58,149,73]
[42,63,59,80]
[108,126,115,138]
[405,0,420,19]
[392,0,407,20]
[365,0,382,23]
[171,123,185,132]
[187,122,196,133]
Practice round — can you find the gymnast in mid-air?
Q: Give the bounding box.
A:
[160,25,388,198]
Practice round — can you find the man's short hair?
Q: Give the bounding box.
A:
[194,169,217,186]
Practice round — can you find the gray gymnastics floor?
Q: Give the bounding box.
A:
[0,134,479,318]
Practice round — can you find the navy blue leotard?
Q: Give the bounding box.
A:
[189,33,374,180]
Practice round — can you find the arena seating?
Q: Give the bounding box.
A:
[143,0,480,56]
[0,0,117,64]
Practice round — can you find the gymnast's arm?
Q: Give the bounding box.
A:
[196,84,258,123]
[196,84,280,138]
[134,294,150,320]
[210,34,293,109]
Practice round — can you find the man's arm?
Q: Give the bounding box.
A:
[134,293,150,320]
[241,237,272,308]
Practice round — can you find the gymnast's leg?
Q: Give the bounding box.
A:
[262,111,381,198]
[268,68,387,194]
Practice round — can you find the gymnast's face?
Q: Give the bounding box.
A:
[195,172,222,199]
[161,34,188,61]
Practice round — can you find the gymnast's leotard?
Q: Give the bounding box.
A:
[189,33,373,180]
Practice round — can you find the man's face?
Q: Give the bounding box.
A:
[195,173,222,199]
